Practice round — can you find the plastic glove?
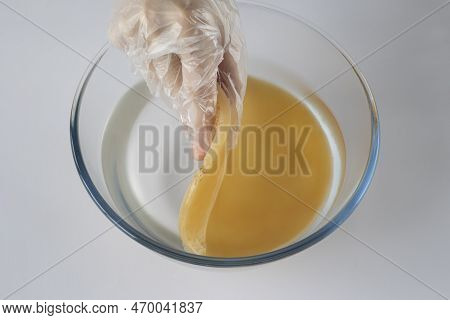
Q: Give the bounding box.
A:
[109,0,247,160]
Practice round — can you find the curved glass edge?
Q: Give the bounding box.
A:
[70,3,380,267]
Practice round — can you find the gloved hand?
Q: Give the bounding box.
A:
[109,0,247,160]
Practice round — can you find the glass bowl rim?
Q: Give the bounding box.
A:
[70,1,380,267]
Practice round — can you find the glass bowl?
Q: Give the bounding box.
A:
[70,1,379,266]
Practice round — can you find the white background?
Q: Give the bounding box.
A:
[1,0,449,299]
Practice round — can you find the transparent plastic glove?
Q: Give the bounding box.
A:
[109,0,247,160]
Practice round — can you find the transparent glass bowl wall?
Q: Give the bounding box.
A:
[71,2,379,266]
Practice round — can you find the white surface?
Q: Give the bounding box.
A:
[1,0,449,299]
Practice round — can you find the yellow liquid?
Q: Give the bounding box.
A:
[179,77,345,257]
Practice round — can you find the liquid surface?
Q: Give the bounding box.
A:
[180,77,345,257]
